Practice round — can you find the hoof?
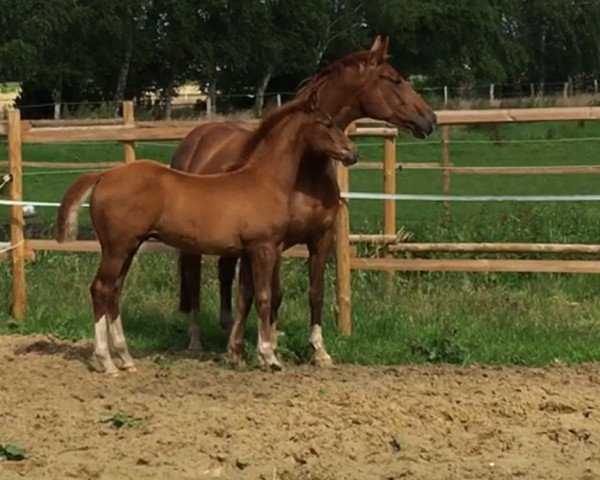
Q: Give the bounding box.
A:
[258,352,284,372]
[227,349,245,369]
[312,351,334,369]
[269,360,284,372]
[187,339,202,354]
[122,365,137,373]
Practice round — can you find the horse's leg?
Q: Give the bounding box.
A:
[90,248,137,375]
[218,255,238,331]
[106,249,139,372]
[307,229,335,368]
[227,253,253,367]
[269,254,283,351]
[248,243,282,370]
[178,251,202,352]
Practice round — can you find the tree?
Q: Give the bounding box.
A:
[0,0,91,118]
[365,0,527,85]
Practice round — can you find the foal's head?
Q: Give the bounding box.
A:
[299,35,437,138]
[302,91,358,166]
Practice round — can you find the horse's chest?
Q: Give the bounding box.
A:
[288,188,339,240]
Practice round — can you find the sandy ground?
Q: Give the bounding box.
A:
[1,334,600,480]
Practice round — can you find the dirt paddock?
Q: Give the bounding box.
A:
[1,334,600,480]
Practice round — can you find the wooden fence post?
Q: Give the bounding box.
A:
[383,135,396,289]
[441,126,451,217]
[122,101,136,163]
[335,124,353,336]
[8,109,26,321]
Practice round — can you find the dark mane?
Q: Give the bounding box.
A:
[296,50,374,97]
[237,96,311,163]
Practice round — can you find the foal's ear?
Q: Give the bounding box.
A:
[307,89,319,111]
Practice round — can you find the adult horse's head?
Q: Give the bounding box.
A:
[298,35,437,138]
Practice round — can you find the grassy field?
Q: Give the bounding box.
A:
[2,120,600,367]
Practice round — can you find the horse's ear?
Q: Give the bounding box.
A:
[382,36,390,55]
[307,89,319,111]
[368,34,386,66]
[369,35,383,52]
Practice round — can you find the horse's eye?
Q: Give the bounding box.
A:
[381,74,402,84]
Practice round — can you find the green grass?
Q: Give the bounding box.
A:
[3,120,600,367]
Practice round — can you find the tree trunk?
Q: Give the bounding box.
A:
[52,85,62,120]
[207,79,217,115]
[164,81,175,120]
[253,66,273,117]
[113,36,133,116]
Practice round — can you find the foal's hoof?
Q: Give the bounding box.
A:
[311,351,334,369]
[258,353,284,372]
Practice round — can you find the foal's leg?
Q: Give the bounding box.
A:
[90,249,137,375]
[178,252,203,352]
[218,255,238,331]
[106,250,139,372]
[227,254,253,367]
[248,244,282,370]
[307,229,335,368]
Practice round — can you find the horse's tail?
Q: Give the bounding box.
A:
[56,171,103,242]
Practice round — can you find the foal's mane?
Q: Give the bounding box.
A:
[237,96,314,163]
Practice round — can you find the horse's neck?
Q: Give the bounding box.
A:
[311,81,363,130]
[249,117,307,194]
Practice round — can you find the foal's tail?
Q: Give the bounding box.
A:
[56,172,103,242]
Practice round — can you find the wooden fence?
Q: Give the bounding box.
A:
[2,102,600,335]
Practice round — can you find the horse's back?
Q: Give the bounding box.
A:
[171,120,256,175]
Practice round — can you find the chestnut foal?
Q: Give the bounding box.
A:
[171,35,437,366]
[56,92,357,375]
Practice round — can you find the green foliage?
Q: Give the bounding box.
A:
[1,0,598,115]
[101,411,145,429]
[0,444,27,461]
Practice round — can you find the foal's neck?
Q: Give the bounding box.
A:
[249,114,309,194]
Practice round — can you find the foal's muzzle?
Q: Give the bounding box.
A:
[340,149,359,166]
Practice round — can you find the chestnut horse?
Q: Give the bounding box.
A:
[55,92,358,375]
[171,35,437,366]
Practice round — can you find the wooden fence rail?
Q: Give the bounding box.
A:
[3,101,600,335]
